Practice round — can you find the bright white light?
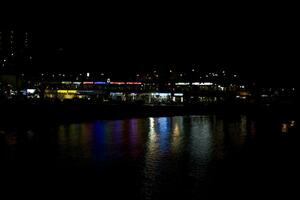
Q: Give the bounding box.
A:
[27,89,36,94]
[87,72,90,77]
[175,82,189,86]
[174,93,183,96]
[192,82,213,86]
[152,93,171,97]
[218,85,225,91]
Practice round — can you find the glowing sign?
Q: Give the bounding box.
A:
[192,82,213,86]
[126,82,142,85]
[175,82,189,86]
[110,82,125,85]
[110,92,123,95]
[57,90,77,94]
[174,93,183,96]
[94,82,107,85]
[73,82,81,85]
[152,93,171,97]
[200,82,213,86]
[62,81,72,84]
[83,82,93,85]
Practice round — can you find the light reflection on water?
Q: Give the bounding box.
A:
[1,115,297,199]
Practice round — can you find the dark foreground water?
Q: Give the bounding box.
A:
[0,114,299,199]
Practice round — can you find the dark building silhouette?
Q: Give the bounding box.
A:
[0,29,33,89]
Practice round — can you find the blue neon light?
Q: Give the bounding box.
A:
[94,82,107,85]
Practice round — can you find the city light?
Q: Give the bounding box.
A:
[218,85,225,91]
[94,82,107,85]
[152,93,171,97]
[174,93,183,96]
[110,82,126,85]
[192,82,213,86]
[110,92,123,95]
[27,89,36,94]
[83,82,93,84]
[126,82,142,85]
[175,82,189,86]
[62,81,72,84]
[57,90,77,94]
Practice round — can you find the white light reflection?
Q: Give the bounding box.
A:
[170,116,183,154]
[142,117,159,199]
[188,116,214,188]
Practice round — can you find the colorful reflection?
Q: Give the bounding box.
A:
[157,117,171,153]
[0,115,267,200]
[170,116,184,154]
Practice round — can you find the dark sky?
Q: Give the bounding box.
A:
[1,4,298,85]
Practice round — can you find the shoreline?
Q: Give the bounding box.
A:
[0,102,297,125]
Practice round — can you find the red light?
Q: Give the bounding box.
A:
[126,82,142,85]
[110,82,125,85]
[83,82,94,85]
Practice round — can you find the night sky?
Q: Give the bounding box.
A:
[1,5,298,85]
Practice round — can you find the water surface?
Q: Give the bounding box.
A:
[0,115,298,199]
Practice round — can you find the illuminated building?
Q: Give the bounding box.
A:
[9,69,297,106]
